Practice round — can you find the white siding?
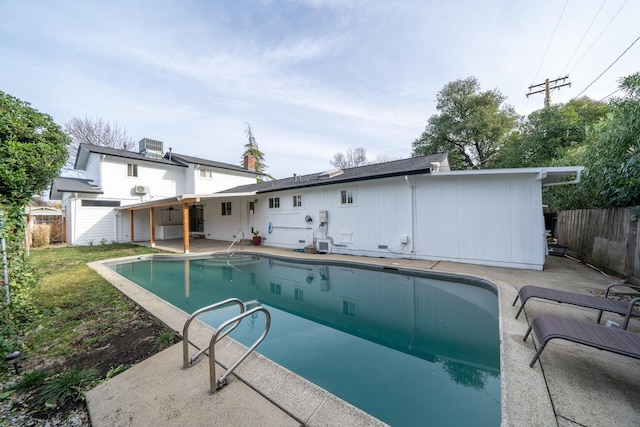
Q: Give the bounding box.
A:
[193,167,256,194]
[413,173,544,268]
[235,172,546,269]
[99,158,185,203]
[73,203,118,245]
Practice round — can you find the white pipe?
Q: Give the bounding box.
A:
[404,176,416,253]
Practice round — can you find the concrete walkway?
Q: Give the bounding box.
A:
[86,240,640,426]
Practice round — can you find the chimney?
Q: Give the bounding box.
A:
[244,154,256,171]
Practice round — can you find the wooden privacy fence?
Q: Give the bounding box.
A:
[556,207,640,282]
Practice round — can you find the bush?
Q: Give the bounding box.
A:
[31,224,50,248]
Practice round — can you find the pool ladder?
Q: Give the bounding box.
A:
[182,298,271,393]
[226,230,245,257]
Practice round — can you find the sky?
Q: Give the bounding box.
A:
[1,0,638,179]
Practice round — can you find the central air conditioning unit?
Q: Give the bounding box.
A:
[135,185,149,195]
[316,239,332,254]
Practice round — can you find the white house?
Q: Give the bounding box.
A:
[52,141,583,270]
[50,139,258,245]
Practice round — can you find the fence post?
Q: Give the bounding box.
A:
[0,209,9,305]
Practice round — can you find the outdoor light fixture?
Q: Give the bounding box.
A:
[4,351,22,374]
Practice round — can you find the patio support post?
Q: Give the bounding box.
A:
[149,207,156,248]
[182,203,190,254]
[129,210,134,243]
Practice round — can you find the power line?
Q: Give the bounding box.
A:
[598,87,622,102]
[567,0,628,76]
[559,0,607,77]
[530,0,569,85]
[574,34,640,98]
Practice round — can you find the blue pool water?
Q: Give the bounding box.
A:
[110,254,500,426]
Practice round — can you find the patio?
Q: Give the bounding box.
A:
[86,239,640,426]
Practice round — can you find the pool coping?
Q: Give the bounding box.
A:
[87,249,564,426]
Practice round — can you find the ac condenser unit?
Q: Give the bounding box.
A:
[316,239,331,254]
[135,185,149,194]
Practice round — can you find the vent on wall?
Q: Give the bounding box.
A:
[316,239,331,254]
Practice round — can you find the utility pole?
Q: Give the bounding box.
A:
[526,76,571,108]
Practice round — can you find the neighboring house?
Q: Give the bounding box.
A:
[50,139,257,245]
[52,140,583,270]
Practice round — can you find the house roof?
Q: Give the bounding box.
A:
[219,153,449,194]
[74,144,178,170]
[72,144,257,177]
[166,152,255,175]
[49,177,103,200]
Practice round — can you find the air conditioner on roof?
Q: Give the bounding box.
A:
[135,185,149,194]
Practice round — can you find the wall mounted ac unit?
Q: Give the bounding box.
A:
[316,239,331,254]
[135,185,149,194]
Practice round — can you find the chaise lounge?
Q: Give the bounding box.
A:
[523,313,640,367]
[513,282,640,329]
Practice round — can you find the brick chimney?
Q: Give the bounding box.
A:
[243,154,256,171]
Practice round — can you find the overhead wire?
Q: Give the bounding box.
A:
[574,34,640,98]
[530,0,569,86]
[559,0,607,77]
[598,87,621,102]
[567,0,628,76]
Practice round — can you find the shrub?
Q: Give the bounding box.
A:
[31,224,50,248]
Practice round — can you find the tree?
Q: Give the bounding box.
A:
[412,77,519,169]
[490,97,607,169]
[578,73,640,208]
[330,147,368,168]
[64,117,134,168]
[241,123,273,181]
[0,91,69,344]
[544,73,640,210]
[1,91,69,206]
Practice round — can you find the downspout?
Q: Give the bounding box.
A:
[72,193,78,246]
[404,176,416,253]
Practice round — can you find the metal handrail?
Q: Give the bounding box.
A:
[182,298,245,368]
[209,306,271,393]
[226,230,245,257]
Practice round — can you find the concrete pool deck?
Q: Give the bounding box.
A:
[85,239,640,426]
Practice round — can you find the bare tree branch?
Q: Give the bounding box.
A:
[65,117,135,167]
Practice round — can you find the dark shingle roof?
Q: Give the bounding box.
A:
[74,144,178,169]
[167,153,255,174]
[220,153,448,194]
[74,145,255,176]
[49,177,103,200]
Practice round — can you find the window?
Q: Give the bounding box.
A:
[340,188,355,205]
[270,282,282,296]
[81,200,121,207]
[294,288,304,302]
[199,169,213,178]
[342,299,358,316]
[269,197,280,209]
[292,194,303,208]
[221,201,232,216]
[127,163,138,177]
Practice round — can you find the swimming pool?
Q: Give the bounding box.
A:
[110,254,500,426]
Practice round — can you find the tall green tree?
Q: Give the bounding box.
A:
[1,92,69,206]
[241,123,273,181]
[412,77,519,169]
[544,73,640,210]
[490,97,606,169]
[0,91,69,350]
[578,73,640,208]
